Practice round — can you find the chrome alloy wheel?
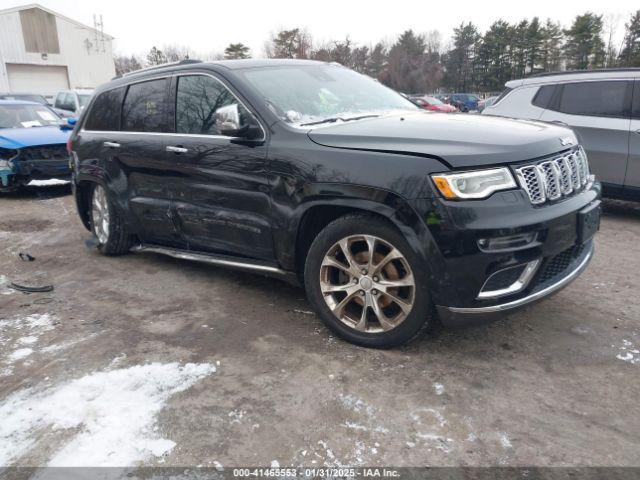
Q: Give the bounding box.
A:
[319,234,416,333]
[91,185,110,244]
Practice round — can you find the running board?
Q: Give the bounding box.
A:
[131,244,300,286]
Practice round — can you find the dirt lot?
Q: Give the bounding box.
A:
[0,185,639,468]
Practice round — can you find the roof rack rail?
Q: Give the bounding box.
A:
[122,59,203,77]
[529,67,640,78]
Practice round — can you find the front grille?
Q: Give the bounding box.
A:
[516,148,591,205]
[537,243,586,285]
[19,145,69,161]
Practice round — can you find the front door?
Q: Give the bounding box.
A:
[166,73,274,261]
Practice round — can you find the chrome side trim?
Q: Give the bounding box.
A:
[131,245,286,275]
[441,245,593,314]
[476,259,540,300]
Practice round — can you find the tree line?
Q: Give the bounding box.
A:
[114,10,640,94]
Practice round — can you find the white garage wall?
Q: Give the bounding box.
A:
[0,7,116,94]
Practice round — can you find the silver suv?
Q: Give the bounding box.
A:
[483,69,640,201]
[53,89,94,116]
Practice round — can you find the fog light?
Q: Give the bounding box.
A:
[478,232,539,252]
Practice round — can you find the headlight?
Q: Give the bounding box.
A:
[0,148,18,161]
[431,167,516,200]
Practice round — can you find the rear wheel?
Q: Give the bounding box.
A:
[304,214,433,348]
[90,184,133,255]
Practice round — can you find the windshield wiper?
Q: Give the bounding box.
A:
[300,114,379,127]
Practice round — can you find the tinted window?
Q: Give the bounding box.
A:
[84,88,125,131]
[176,75,252,135]
[633,81,640,118]
[556,81,631,118]
[532,85,555,108]
[122,79,169,132]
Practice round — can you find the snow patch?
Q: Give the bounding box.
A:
[433,382,444,395]
[0,362,215,466]
[616,339,640,365]
[27,179,70,186]
[8,348,33,362]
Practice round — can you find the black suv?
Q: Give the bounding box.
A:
[69,59,601,347]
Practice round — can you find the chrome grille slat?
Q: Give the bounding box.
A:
[516,149,592,205]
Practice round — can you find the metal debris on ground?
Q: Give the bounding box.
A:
[8,282,54,293]
[18,252,36,262]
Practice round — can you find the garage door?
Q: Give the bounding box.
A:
[6,63,69,97]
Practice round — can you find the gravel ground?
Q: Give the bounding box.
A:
[0,185,639,468]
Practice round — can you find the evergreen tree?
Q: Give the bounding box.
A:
[266,28,311,58]
[540,19,564,71]
[146,46,167,66]
[525,17,545,74]
[445,22,480,91]
[563,13,606,69]
[365,43,388,79]
[618,10,640,66]
[224,43,251,59]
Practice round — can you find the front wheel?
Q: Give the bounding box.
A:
[90,183,134,255]
[304,214,434,348]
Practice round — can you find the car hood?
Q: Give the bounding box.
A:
[307,112,576,168]
[0,126,69,149]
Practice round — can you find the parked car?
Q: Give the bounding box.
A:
[448,93,480,112]
[477,96,498,113]
[410,95,458,113]
[483,68,640,201]
[53,89,94,116]
[0,100,72,191]
[68,59,600,347]
[1,92,77,119]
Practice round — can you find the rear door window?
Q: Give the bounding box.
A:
[84,87,125,131]
[121,78,170,132]
[555,81,632,118]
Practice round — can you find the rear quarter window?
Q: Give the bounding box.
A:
[121,78,170,132]
[84,87,125,131]
[531,85,556,109]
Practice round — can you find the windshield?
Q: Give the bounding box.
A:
[0,104,60,129]
[238,65,418,126]
[78,94,92,107]
[425,96,444,105]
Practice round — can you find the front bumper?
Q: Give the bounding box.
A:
[436,240,593,326]
[1,145,71,190]
[410,181,601,326]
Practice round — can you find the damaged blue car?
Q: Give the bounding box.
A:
[0,99,73,192]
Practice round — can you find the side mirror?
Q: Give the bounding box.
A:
[59,118,77,131]
[215,104,263,141]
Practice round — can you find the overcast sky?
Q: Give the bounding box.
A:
[1,0,637,56]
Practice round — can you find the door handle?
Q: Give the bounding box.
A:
[166,145,189,154]
[103,141,121,148]
[550,120,569,127]
[635,129,640,135]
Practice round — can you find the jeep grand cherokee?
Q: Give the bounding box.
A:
[68,59,601,348]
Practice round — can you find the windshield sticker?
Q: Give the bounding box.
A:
[21,120,42,128]
[36,110,56,121]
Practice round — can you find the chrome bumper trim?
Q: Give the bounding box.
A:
[441,244,593,314]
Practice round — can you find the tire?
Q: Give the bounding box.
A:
[90,183,133,255]
[304,213,433,348]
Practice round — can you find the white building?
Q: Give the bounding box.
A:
[0,3,115,99]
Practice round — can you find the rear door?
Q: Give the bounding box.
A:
[166,72,274,260]
[626,79,640,193]
[117,77,183,246]
[539,80,632,187]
